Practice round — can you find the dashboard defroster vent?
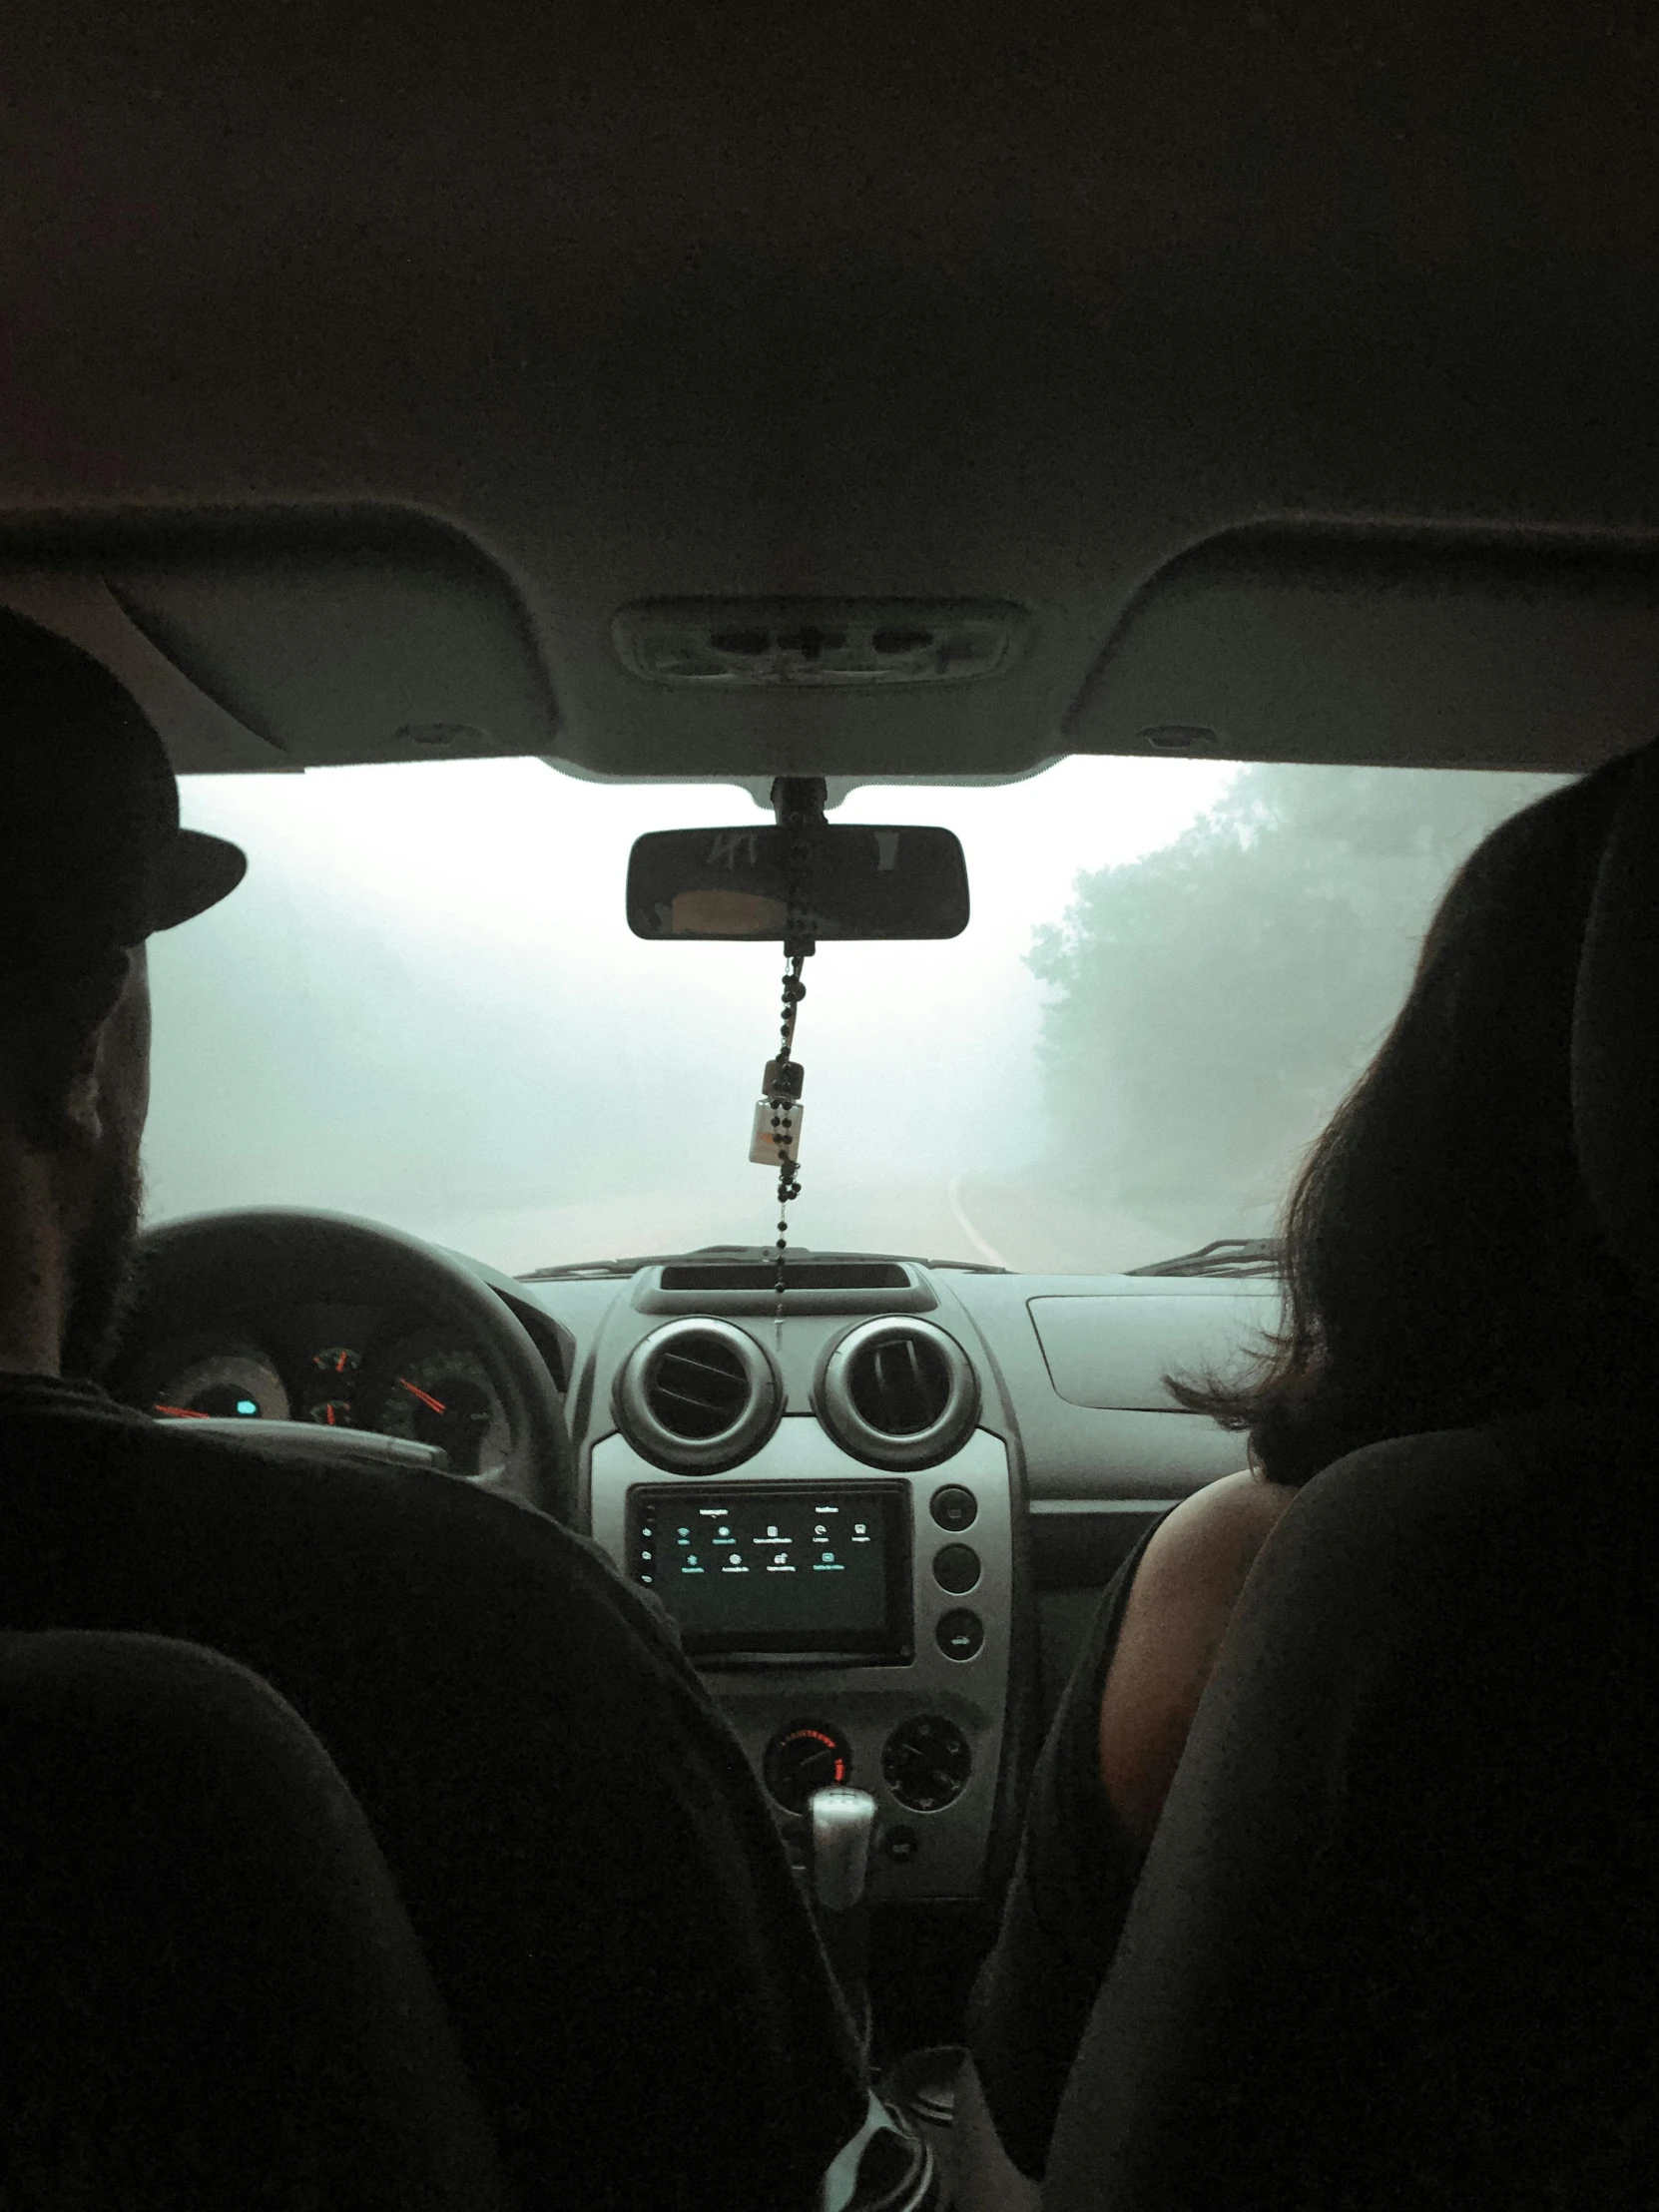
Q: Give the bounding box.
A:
[816,1318,979,1470]
[614,1319,781,1472]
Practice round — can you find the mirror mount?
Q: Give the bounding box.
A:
[770,775,829,830]
[770,777,829,957]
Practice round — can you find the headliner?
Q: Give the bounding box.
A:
[2,2,1656,787]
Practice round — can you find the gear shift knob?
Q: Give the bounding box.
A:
[809,1785,876,1911]
[808,1787,876,2070]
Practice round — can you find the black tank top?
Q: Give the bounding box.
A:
[964,1508,1177,2182]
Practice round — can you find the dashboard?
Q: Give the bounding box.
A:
[108,1233,1277,1914]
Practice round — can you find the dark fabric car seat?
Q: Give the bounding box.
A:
[0,1629,504,2210]
[1035,739,1659,2211]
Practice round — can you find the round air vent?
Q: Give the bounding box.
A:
[815,1318,979,1470]
[614,1319,781,1471]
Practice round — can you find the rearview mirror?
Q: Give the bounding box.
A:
[626,824,970,940]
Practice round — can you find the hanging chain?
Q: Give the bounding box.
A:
[768,799,817,1325]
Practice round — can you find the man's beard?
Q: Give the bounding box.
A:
[59,1142,146,1383]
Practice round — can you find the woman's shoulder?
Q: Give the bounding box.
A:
[1138,1467,1298,1593]
[1096,1470,1298,1849]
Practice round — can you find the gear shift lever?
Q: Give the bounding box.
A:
[808,1786,876,2069]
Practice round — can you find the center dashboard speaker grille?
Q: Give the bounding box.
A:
[614,1319,782,1471]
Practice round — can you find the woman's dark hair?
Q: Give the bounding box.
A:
[1171,756,1655,1486]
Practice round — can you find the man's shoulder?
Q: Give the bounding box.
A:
[0,1379,688,1662]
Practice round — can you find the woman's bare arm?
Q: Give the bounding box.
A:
[1097,1469,1297,1853]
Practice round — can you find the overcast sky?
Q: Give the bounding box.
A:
[144,753,1239,1273]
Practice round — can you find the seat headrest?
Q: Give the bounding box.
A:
[1572,738,1659,1296]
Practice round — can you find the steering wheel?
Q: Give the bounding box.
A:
[123,1208,578,1525]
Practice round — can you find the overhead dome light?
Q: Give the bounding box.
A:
[612,600,1029,688]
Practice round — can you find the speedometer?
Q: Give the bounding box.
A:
[152,1348,290,1423]
[365,1343,510,1479]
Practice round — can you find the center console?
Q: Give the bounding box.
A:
[581,1262,1022,1908]
[572,1258,1039,2209]
[592,1419,1013,1898]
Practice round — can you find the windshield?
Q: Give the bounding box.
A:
[146,756,1567,1276]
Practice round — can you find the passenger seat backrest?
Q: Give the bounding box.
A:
[1035,737,1659,2210]
[1573,733,1659,1293]
[1036,1416,1659,2211]
[0,1631,503,2211]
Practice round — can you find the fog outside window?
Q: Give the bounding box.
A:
[146,757,1565,1275]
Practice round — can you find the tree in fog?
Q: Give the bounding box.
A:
[1028,765,1568,1247]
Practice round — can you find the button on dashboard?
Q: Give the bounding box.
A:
[935,1609,983,1661]
[928,1483,977,1531]
[931,1542,981,1594]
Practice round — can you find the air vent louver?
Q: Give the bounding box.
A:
[647,1336,750,1439]
[816,1319,979,1469]
[848,1334,953,1435]
[614,1320,781,1471]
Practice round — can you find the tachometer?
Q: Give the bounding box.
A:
[153,1349,290,1423]
[365,1344,510,1479]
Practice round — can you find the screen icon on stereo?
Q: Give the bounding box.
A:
[628,1481,912,1663]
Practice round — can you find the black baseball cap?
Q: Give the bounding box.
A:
[0,605,247,951]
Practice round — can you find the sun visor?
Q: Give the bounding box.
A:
[1065,529,1659,773]
[0,570,293,774]
[0,512,561,775]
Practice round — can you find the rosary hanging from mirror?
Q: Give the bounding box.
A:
[749,781,820,1336]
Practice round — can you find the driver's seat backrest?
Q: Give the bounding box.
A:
[0,1629,504,2211]
[1034,739,1659,2211]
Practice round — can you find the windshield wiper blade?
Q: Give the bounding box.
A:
[903,1257,1009,1273]
[517,1246,811,1282]
[1126,1239,1283,1279]
[514,1255,683,1281]
[515,1244,1010,1282]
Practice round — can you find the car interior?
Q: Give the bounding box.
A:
[4,5,1658,2207]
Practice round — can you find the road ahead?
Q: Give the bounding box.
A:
[436,1177,1190,1279]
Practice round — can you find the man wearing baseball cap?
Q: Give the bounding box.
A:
[0,608,869,2211]
[0,608,246,1384]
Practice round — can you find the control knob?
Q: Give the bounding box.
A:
[764,1720,854,1816]
[881,1715,972,1813]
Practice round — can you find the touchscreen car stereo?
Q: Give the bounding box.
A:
[625,1480,914,1663]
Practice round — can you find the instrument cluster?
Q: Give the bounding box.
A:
[130,1304,511,1480]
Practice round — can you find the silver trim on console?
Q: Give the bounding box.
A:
[613,1317,782,1471]
[587,1419,1014,1907]
[815,1316,980,1470]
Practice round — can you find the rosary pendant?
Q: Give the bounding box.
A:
[749,1057,804,1165]
[748,1099,804,1164]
